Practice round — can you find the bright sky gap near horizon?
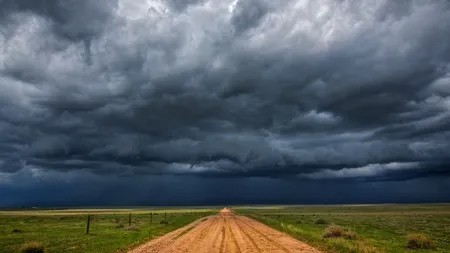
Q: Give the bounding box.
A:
[0,0,450,206]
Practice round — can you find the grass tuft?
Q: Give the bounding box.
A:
[323,224,344,238]
[342,230,357,240]
[12,228,23,233]
[323,224,357,239]
[159,220,169,225]
[124,224,139,231]
[20,242,44,253]
[315,218,328,224]
[406,234,434,249]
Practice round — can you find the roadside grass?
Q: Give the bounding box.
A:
[0,209,215,253]
[236,203,450,253]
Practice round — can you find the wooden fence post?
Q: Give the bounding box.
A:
[150,212,152,223]
[86,215,91,234]
[165,212,167,221]
[128,213,131,226]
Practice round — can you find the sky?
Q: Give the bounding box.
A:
[1,0,450,207]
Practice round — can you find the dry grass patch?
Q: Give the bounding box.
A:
[323,224,357,239]
[115,223,125,229]
[124,224,139,231]
[20,242,44,253]
[406,234,434,249]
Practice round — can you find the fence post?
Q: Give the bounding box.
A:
[129,213,131,226]
[150,212,152,224]
[86,215,91,234]
[165,212,167,221]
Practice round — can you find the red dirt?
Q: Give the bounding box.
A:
[128,208,322,253]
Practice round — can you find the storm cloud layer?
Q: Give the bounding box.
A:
[1,0,450,188]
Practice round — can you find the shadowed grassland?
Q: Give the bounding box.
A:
[235,203,450,253]
[0,207,218,216]
[0,208,217,253]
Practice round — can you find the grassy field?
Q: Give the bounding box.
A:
[235,204,450,253]
[0,207,217,253]
[2,204,449,253]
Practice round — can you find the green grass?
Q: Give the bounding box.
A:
[0,208,216,253]
[235,203,450,253]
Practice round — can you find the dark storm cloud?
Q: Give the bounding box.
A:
[165,0,205,12]
[0,0,117,40]
[230,0,272,33]
[1,0,450,183]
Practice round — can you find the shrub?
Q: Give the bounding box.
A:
[323,225,357,240]
[323,224,344,238]
[20,242,44,253]
[315,218,328,224]
[406,234,434,249]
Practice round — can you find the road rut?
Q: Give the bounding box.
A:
[128,208,322,253]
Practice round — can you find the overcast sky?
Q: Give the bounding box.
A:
[1,0,450,206]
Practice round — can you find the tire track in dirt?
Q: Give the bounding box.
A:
[225,215,242,253]
[234,216,290,253]
[230,214,263,252]
[219,222,226,253]
[236,215,322,253]
[128,208,322,253]
[129,216,215,253]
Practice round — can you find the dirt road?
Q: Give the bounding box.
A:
[128,208,321,253]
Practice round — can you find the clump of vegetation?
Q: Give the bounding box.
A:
[406,234,434,249]
[323,224,344,238]
[295,220,302,224]
[124,224,139,231]
[323,225,357,239]
[342,230,357,240]
[159,220,169,225]
[115,223,124,229]
[20,242,44,253]
[12,228,23,233]
[315,218,328,224]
